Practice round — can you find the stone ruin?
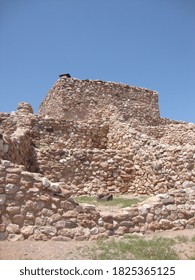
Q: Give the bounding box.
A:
[0,75,195,241]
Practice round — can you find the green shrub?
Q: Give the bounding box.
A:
[75,196,141,208]
[90,236,178,260]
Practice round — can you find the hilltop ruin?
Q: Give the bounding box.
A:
[0,75,194,241]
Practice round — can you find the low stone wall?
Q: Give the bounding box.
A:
[102,187,195,236]
[0,160,194,241]
[0,160,100,241]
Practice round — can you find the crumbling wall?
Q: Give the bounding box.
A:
[39,76,160,125]
[100,186,195,235]
[32,118,109,150]
[0,160,100,241]
[146,123,195,146]
[1,100,195,197]
[0,160,194,241]
[35,76,195,195]
[0,103,36,169]
[0,77,195,240]
[34,118,195,196]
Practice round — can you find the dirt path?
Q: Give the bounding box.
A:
[0,229,194,260]
[0,239,92,260]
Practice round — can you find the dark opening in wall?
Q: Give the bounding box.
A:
[46,127,54,133]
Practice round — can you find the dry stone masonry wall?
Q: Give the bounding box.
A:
[0,160,99,241]
[0,160,194,241]
[39,76,160,125]
[0,76,195,240]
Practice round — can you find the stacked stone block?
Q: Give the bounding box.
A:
[39,76,160,125]
[0,77,195,240]
[0,160,194,241]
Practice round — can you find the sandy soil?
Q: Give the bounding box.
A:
[0,229,194,260]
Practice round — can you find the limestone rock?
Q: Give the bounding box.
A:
[12,215,24,226]
[1,160,11,167]
[58,228,75,239]
[6,206,20,215]
[60,201,75,210]
[159,219,173,230]
[0,194,6,205]
[6,223,20,234]
[33,201,45,211]
[90,227,99,235]
[42,178,51,188]
[74,227,90,241]
[21,225,34,237]
[116,226,129,235]
[50,182,61,193]
[39,226,57,237]
[5,184,19,194]
[148,221,160,231]
[7,234,24,241]
[34,231,48,241]
[17,102,34,114]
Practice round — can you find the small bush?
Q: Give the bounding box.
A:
[90,236,178,260]
[175,236,189,243]
[191,235,195,242]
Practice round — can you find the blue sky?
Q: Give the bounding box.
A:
[0,0,195,122]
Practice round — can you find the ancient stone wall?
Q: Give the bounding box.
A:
[146,123,195,146]
[35,143,195,196]
[0,77,195,240]
[32,117,195,196]
[0,160,194,241]
[107,118,195,148]
[0,160,99,241]
[32,118,109,150]
[39,76,160,125]
[102,186,195,235]
[0,103,36,169]
[35,148,135,195]
[1,102,195,197]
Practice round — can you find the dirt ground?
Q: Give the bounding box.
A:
[0,229,195,260]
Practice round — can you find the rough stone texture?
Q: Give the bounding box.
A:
[0,76,195,240]
[0,160,194,241]
[39,77,160,125]
[17,102,34,114]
